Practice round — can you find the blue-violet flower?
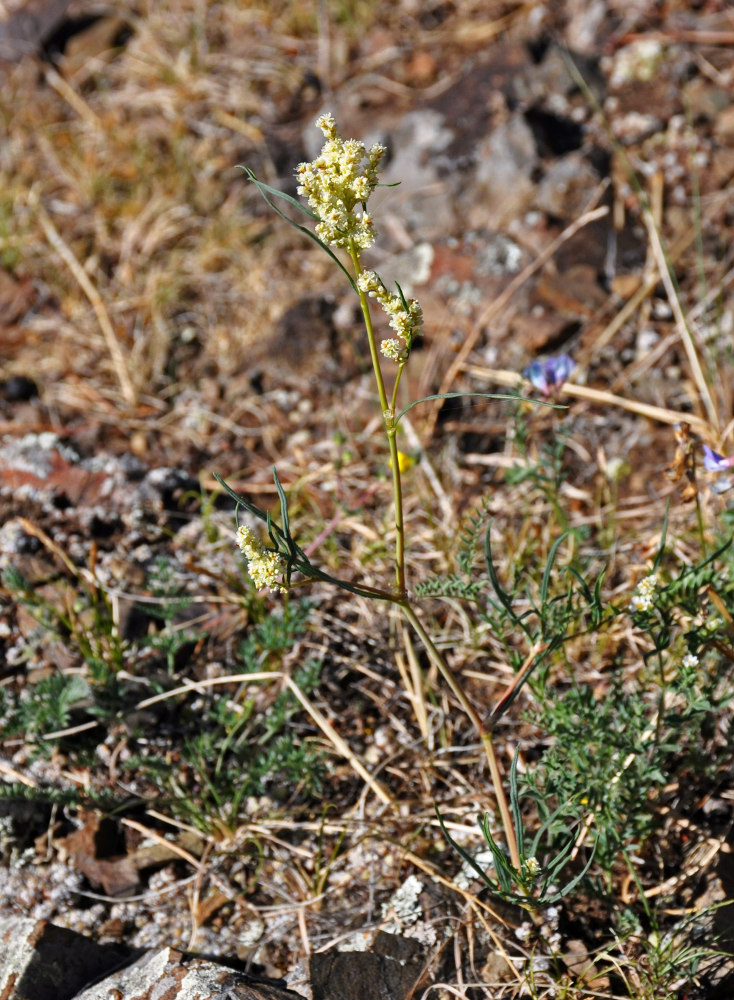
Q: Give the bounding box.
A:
[702,445,734,473]
[523,354,574,397]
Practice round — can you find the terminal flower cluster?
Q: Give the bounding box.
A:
[236,524,286,593]
[295,112,386,250]
[629,572,659,613]
[357,270,423,361]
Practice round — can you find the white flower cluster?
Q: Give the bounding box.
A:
[295,113,386,250]
[522,856,541,881]
[236,524,286,593]
[682,653,699,669]
[357,270,423,362]
[629,572,658,613]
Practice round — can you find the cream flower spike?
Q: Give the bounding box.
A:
[295,114,386,250]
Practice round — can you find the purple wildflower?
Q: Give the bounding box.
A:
[702,445,734,473]
[523,354,574,397]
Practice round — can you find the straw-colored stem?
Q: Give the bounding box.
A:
[399,600,520,869]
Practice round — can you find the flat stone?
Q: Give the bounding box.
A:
[0,917,130,1000]
[310,932,426,1000]
[71,947,303,1000]
[472,114,538,227]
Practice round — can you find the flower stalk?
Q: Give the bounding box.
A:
[240,112,523,878]
[349,243,407,596]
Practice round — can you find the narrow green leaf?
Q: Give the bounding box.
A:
[394,280,410,313]
[242,167,358,292]
[564,565,592,605]
[435,806,497,892]
[273,466,290,538]
[484,522,521,626]
[478,813,514,893]
[592,567,606,624]
[540,531,569,607]
[652,500,670,572]
[239,166,319,218]
[548,842,597,902]
[212,473,277,531]
[396,392,538,425]
[509,748,524,860]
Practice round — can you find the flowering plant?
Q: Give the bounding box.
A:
[217,114,580,903]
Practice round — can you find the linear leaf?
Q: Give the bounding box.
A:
[241,167,358,292]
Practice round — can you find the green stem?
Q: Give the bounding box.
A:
[386,428,406,596]
[349,243,389,415]
[654,647,666,752]
[399,601,520,870]
[347,244,517,869]
[390,360,407,416]
[349,242,406,597]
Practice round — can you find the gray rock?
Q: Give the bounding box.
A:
[0,917,130,1000]
[0,919,305,1000]
[472,114,538,227]
[71,946,302,1000]
[311,932,427,1000]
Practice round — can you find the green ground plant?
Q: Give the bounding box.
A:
[213,113,734,941]
[131,598,324,833]
[0,559,323,833]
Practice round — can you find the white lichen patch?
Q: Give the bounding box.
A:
[381,874,423,931]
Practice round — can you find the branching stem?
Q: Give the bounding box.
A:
[347,242,519,868]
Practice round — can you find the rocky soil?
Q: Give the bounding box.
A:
[1,0,734,997]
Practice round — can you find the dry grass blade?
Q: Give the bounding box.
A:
[16,515,81,577]
[120,817,207,873]
[577,217,703,368]
[641,203,719,431]
[0,760,37,787]
[44,65,101,128]
[396,627,430,741]
[284,676,396,808]
[31,196,136,405]
[463,364,710,434]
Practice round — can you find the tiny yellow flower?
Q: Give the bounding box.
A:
[524,857,541,878]
[389,451,415,473]
[629,571,658,613]
[358,270,423,359]
[380,338,402,361]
